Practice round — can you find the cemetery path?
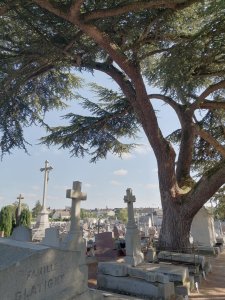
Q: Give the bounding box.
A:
[189,251,225,300]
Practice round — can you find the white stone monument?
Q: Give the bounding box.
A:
[32,160,53,241]
[191,207,216,253]
[124,188,144,266]
[61,181,87,257]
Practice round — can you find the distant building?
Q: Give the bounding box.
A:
[52,209,70,220]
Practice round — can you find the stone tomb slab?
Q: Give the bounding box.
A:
[0,238,99,300]
[98,262,128,277]
[97,273,174,300]
[158,251,206,269]
[136,262,189,284]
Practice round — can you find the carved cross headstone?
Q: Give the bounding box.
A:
[124,188,136,227]
[16,194,24,224]
[66,181,87,234]
[62,181,87,253]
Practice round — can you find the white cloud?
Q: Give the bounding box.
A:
[113,169,128,176]
[121,153,134,160]
[133,144,151,155]
[145,183,159,190]
[110,180,121,186]
[152,168,158,173]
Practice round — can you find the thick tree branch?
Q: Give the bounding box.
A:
[148,94,196,187]
[148,94,183,121]
[198,100,225,110]
[69,0,84,20]
[0,2,13,16]
[184,160,225,217]
[195,125,225,158]
[83,1,184,22]
[191,80,225,111]
[199,80,225,100]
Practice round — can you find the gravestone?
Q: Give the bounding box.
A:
[42,227,60,248]
[191,207,216,253]
[124,188,144,266]
[95,231,117,259]
[11,225,32,242]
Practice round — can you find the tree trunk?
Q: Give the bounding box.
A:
[158,195,193,252]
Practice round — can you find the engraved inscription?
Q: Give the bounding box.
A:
[26,264,55,280]
[15,268,64,300]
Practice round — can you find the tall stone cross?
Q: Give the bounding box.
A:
[66,181,87,234]
[16,194,24,222]
[124,188,144,266]
[40,160,53,208]
[124,188,136,227]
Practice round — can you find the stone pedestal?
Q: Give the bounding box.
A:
[32,207,50,241]
[125,225,144,266]
[97,261,176,299]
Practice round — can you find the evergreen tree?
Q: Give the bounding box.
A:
[19,208,31,227]
[32,200,42,218]
[115,208,128,224]
[0,206,13,237]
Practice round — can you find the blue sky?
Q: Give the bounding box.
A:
[0,71,180,211]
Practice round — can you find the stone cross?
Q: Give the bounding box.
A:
[40,160,53,208]
[66,181,87,234]
[123,188,144,266]
[16,194,24,222]
[124,188,136,226]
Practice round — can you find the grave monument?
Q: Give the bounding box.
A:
[191,206,217,253]
[124,188,144,266]
[32,160,53,241]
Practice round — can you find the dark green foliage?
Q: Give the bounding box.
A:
[144,1,225,100]
[115,208,128,223]
[32,200,42,218]
[19,208,31,227]
[0,206,13,236]
[0,4,82,156]
[41,84,139,162]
